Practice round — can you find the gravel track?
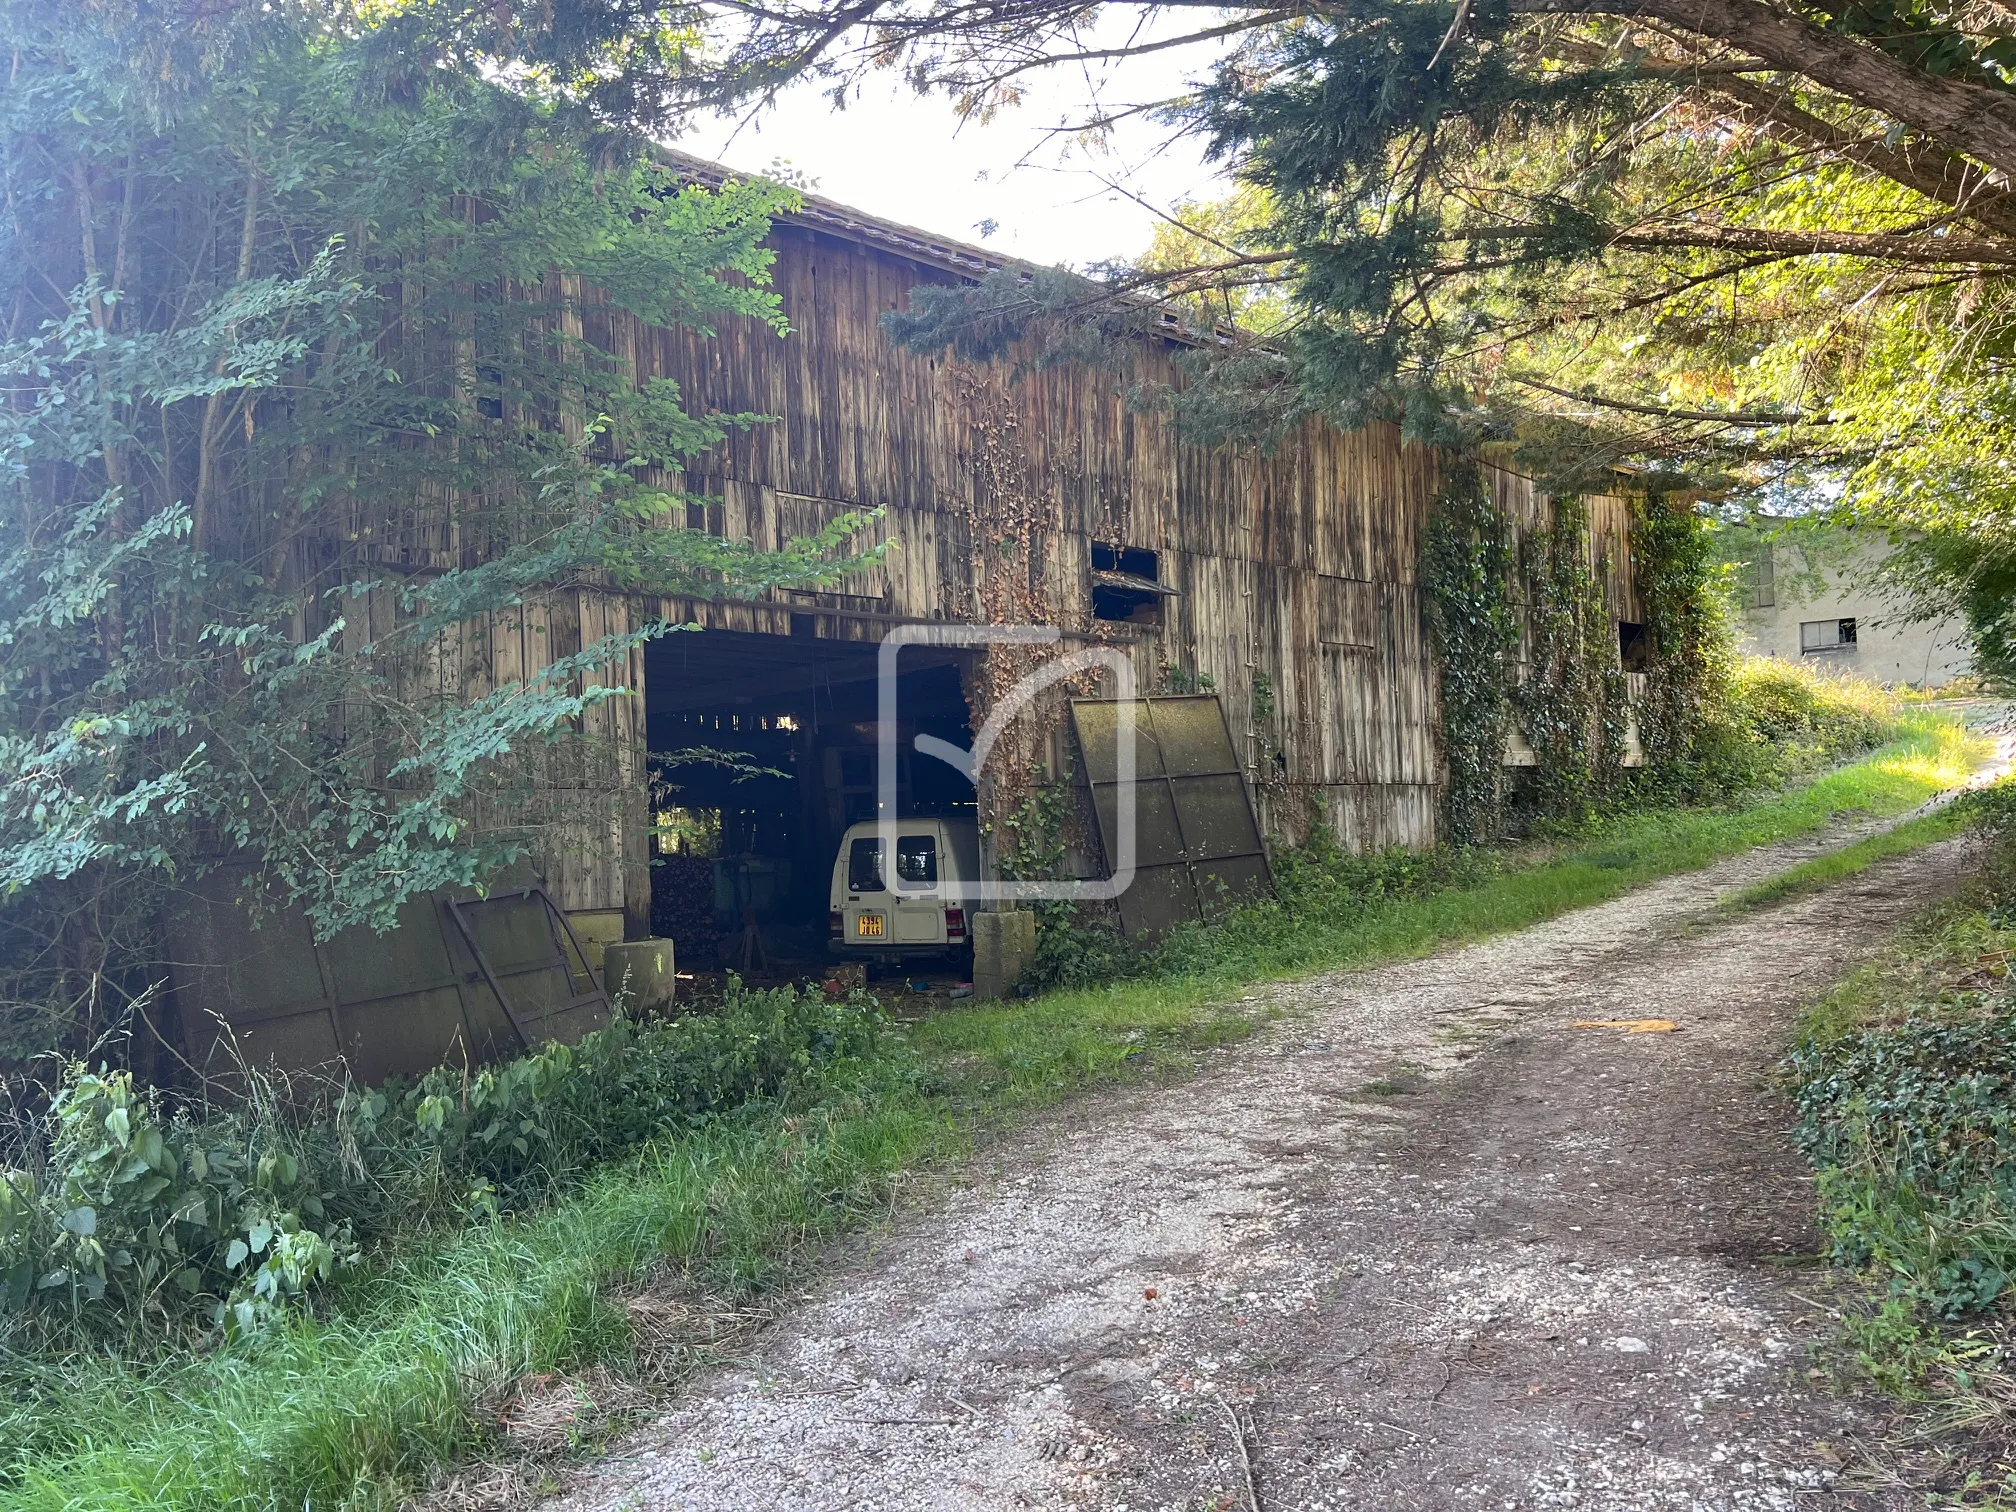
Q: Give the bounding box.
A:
[544,804,1998,1512]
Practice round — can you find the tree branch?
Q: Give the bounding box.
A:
[1702,75,2016,240]
[1516,0,2016,176]
[1510,373,1839,423]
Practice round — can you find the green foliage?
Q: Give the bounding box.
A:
[990,763,1142,992]
[1789,792,2016,1320]
[1420,462,1517,843]
[1633,495,1722,769]
[1510,495,1632,822]
[1421,468,1663,842]
[1792,1011,2016,1316]
[0,4,880,1071]
[1721,657,1895,764]
[0,718,1979,1512]
[0,983,888,1340]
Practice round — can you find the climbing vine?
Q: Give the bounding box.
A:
[1632,494,1718,768]
[1511,496,1632,821]
[952,373,1112,883]
[1423,465,1653,843]
[1421,462,1518,844]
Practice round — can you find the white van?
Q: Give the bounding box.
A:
[828,817,980,963]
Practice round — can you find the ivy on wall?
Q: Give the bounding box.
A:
[1424,465,1697,843]
[1421,462,1518,844]
[1512,496,1633,820]
[1631,493,1718,768]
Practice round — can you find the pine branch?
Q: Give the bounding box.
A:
[1517,0,2016,176]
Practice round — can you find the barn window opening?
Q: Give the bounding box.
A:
[1618,621,1650,673]
[476,362,504,420]
[1091,542,1175,624]
[1801,617,1858,653]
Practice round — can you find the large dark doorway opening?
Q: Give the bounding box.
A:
[642,628,977,975]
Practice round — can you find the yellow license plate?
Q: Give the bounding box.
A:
[855,913,884,938]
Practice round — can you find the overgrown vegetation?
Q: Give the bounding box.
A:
[1511,493,1634,820]
[1786,784,2016,1461]
[0,710,1983,1512]
[0,2,869,1077]
[0,985,888,1341]
[1421,451,1877,845]
[1420,461,1518,843]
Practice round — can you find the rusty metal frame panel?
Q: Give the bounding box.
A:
[1070,694,1272,942]
[169,872,611,1086]
[444,887,609,1052]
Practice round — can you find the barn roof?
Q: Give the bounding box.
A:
[655,145,1015,281]
[655,146,1207,346]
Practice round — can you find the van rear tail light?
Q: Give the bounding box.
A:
[944,908,966,940]
[829,910,843,940]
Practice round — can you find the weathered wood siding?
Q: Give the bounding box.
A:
[381,214,1646,919]
[625,223,1477,859]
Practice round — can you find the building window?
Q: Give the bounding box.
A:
[1800,617,1858,653]
[1617,620,1650,673]
[1751,546,1775,608]
[1091,542,1169,624]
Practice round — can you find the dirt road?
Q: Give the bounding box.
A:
[548,827,1980,1512]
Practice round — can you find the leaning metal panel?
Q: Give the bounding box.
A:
[166,870,610,1088]
[1070,695,1273,943]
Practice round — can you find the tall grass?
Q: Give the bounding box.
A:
[0,705,1988,1512]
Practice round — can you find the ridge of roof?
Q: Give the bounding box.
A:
[653,144,1021,281]
[653,144,1209,348]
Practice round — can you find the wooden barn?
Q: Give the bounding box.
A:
[522,152,1648,946]
[170,152,1651,1076]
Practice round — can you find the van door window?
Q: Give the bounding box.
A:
[896,834,938,890]
[847,837,885,892]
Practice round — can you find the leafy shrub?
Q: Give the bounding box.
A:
[1790,1010,2016,1316]
[1723,658,1895,763]
[1961,782,2016,923]
[1021,901,1144,991]
[0,983,889,1339]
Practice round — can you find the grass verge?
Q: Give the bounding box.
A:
[1718,805,1970,914]
[918,710,1987,1108]
[1782,809,2016,1504]
[0,709,1990,1512]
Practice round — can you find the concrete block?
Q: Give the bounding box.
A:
[972,909,1037,1001]
[565,908,626,973]
[603,938,676,1017]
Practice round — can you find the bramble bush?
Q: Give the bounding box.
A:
[0,983,890,1340]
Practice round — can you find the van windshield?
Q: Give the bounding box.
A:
[847,837,885,892]
[896,834,938,889]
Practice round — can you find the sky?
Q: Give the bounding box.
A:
[679,15,1237,270]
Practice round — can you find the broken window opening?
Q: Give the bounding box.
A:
[1618,621,1650,674]
[1091,541,1173,624]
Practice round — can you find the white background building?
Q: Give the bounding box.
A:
[1736,527,1973,687]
